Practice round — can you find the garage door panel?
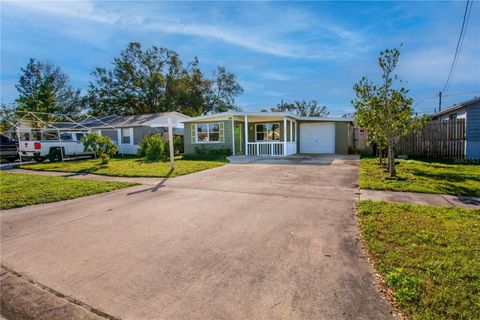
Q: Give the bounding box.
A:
[300,123,335,153]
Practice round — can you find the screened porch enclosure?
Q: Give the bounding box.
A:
[243,115,297,156]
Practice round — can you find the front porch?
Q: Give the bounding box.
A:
[237,115,297,156]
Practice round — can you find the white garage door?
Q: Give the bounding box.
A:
[299,123,336,153]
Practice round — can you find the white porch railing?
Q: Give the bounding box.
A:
[247,142,297,156]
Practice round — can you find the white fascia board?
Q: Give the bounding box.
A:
[297,116,354,122]
[183,112,353,123]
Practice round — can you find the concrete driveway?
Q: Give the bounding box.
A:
[1,156,394,319]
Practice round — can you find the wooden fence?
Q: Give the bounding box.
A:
[395,119,466,159]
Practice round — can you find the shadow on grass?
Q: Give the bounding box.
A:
[127,169,174,196]
[71,163,109,175]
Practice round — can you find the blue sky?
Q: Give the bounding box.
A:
[1,1,479,115]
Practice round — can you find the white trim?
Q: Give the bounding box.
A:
[231,118,235,155]
[283,117,287,156]
[185,111,353,122]
[244,115,248,156]
[117,129,121,145]
[254,122,281,142]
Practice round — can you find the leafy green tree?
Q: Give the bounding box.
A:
[81,133,118,164]
[86,43,243,116]
[204,66,243,114]
[352,47,424,177]
[15,59,83,119]
[0,103,18,135]
[269,99,329,117]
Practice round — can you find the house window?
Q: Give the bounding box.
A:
[449,113,457,121]
[255,123,280,141]
[121,128,131,144]
[195,123,223,143]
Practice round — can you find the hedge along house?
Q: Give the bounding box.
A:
[83,112,191,155]
[183,112,354,156]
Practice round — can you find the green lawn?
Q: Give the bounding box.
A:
[360,157,480,196]
[0,171,137,210]
[18,155,228,178]
[357,201,480,320]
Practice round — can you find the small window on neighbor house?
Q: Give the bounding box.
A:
[449,113,457,121]
[121,128,131,144]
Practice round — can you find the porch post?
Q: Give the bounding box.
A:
[244,115,248,156]
[231,118,235,155]
[283,117,287,155]
[289,120,292,142]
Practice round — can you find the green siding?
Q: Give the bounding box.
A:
[335,122,349,154]
[184,120,233,154]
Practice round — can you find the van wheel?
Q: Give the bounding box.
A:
[48,148,63,162]
[34,156,46,162]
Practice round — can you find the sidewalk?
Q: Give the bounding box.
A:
[359,189,480,209]
[1,267,108,320]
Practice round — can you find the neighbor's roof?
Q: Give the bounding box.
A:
[431,96,480,118]
[78,112,190,128]
[184,111,353,122]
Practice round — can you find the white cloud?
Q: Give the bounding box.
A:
[3,0,366,60]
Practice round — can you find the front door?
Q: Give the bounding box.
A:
[234,123,243,155]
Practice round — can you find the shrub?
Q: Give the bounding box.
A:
[138,133,182,162]
[81,133,118,164]
[194,146,231,157]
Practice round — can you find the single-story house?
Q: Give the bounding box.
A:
[183,112,354,156]
[83,112,190,154]
[431,97,480,159]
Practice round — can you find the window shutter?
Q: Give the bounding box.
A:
[191,124,196,144]
[219,122,224,142]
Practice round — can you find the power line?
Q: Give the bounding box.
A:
[444,89,480,97]
[441,0,473,95]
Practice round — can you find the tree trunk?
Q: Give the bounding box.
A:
[387,144,396,177]
[377,148,383,164]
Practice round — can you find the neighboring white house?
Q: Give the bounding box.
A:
[86,112,191,154]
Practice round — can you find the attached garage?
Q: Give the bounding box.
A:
[299,122,336,153]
